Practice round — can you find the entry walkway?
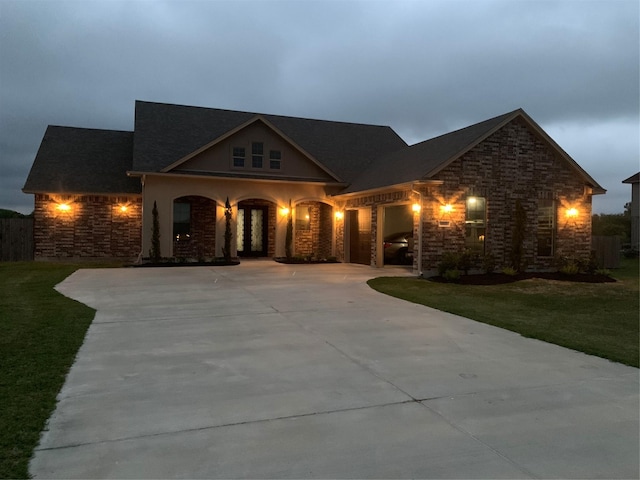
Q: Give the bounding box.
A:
[31,262,638,478]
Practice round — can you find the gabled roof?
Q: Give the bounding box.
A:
[622,172,639,184]
[341,108,606,195]
[132,101,407,183]
[23,126,140,195]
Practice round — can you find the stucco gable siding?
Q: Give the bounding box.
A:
[173,120,336,182]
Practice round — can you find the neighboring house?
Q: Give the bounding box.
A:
[622,172,639,249]
[23,101,605,274]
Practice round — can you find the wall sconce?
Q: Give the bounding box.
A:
[280,207,290,216]
[119,205,128,213]
[441,204,453,213]
[56,203,71,212]
[334,211,344,220]
[412,203,421,213]
[566,207,579,218]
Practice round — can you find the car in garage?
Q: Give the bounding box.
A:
[383,231,414,264]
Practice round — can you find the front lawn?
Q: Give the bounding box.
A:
[0,262,110,479]
[368,258,639,368]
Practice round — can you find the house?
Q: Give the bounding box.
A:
[23,101,605,274]
[622,172,639,249]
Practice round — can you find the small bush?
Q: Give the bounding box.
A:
[559,262,580,276]
[442,269,461,282]
[482,253,496,274]
[595,268,612,277]
[502,266,518,276]
[437,252,460,276]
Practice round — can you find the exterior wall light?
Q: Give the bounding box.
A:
[566,207,578,218]
[441,204,453,213]
[412,203,421,213]
[119,205,128,213]
[334,211,344,220]
[56,203,71,212]
[280,207,290,216]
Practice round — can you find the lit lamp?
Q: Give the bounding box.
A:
[441,204,453,213]
[334,211,344,220]
[412,203,421,213]
[119,205,128,213]
[280,206,290,216]
[566,208,578,218]
[56,203,71,212]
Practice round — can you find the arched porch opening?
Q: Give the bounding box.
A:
[172,195,217,259]
[294,201,333,259]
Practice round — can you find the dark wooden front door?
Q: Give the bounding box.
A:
[237,206,268,257]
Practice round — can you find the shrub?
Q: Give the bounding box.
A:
[437,252,460,276]
[442,269,461,282]
[595,268,612,277]
[502,266,518,276]
[559,262,580,276]
[482,253,496,274]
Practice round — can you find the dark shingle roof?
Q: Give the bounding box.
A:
[342,110,516,193]
[23,126,140,195]
[132,101,408,183]
[623,172,639,184]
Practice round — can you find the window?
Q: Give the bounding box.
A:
[252,142,263,168]
[465,196,486,252]
[232,147,245,167]
[537,199,555,256]
[269,150,282,170]
[173,201,191,241]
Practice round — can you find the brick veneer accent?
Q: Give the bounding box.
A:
[294,201,333,258]
[337,118,594,273]
[34,193,141,259]
[172,196,217,259]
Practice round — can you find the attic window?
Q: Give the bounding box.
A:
[269,150,281,170]
[232,147,245,168]
[252,142,263,168]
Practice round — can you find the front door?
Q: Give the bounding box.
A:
[237,206,268,257]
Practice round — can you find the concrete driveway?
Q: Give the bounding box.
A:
[31,261,638,479]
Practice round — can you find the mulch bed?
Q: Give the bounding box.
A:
[428,272,616,285]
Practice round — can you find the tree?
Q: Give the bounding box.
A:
[150,201,161,262]
[222,197,233,262]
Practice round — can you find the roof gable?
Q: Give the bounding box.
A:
[131,101,407,183]
[343,109,605,194]
[162,115,341,182]
[23,126,140,195]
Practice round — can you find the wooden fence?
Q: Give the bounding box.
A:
[0,218,34,261]
[592,235,621,269]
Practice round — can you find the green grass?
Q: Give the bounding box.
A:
[369,258,639,368]
[0,262,115,479]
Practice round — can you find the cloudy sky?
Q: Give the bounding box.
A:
[1,0,638,214]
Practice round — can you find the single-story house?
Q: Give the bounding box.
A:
[23,101,605,274]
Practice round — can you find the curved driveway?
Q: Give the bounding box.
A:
[31,262,638,478]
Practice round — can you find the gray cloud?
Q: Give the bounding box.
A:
[1,0,637,214]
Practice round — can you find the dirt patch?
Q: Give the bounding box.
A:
[428,272,616,285]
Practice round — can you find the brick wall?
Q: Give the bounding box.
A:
[172,196,217,259]
[336,118,594,273]
[294,201,333,258]
[34,193,142,259]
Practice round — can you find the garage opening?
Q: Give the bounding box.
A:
[383,204,413,265]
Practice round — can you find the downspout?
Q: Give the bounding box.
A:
[411,184,423,277]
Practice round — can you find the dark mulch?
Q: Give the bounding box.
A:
[428,272,617,285]
[274,257,339,264]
